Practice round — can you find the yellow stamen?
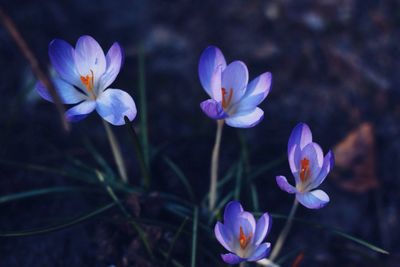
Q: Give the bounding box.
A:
[300,158,310,183]
[239,226,252,249]
[221,88,233,109]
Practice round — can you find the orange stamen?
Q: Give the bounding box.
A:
[239,226,252,249]
[300,158,310,182]
[80,70,95,93]
[221,88,233,109]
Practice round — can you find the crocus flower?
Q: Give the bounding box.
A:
[276,123,334,209]
[198,46,272,128]
[215,201,272,264]
[36,35,136,126]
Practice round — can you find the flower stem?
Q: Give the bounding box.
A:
[103,120,128,183]
[124,116,151,189]
[269,198,299,262]
[209,120,224,211]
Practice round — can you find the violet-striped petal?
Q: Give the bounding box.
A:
[74,35,106,82]
[98,42,124,92]
[296,189,330,209]
[215,222,234,252]
[253,212,271,246]
[198,46,226,100]
[65,100,96,122]
[223,201,244,231]
[95,88,137,126]
[221,61,249,104]
[221,253,245,264]
[276,175,297,194]
[310,150,334,190]
[36,78,87,104]
[225,107,264,128]
[48,39,81,88]
[239,72,272,108]
[247,242,271,262]
[200,99,227,120]
[288,123,313,156]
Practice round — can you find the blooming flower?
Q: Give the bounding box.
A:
[276,123,334,209]
[215,201,272,264]
[36,35,136,126]
[198,46,272,128]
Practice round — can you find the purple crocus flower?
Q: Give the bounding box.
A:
[36,35,136,126]
[215,201,272,264]
[198,46,272,128]
[276,123,335,209]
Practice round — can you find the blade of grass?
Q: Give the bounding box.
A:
[191,206,199,267]
[84,139,116,179]
[163,156,195,202]
[0,202,115,237]
[164,217,189,267]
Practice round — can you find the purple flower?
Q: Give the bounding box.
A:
[36,35,136,126]
[198,46,272,128]
[215,201,272,264]
[276,123,335,209]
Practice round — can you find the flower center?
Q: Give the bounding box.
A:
[221,88,233,109]
[239,226,252,249]
[80,69,95,97]
[300,158,310,183]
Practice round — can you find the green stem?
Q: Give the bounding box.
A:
[103,120,128,183]
[269,199,299,262]
[209,120,224,211]
[124,116,151,189]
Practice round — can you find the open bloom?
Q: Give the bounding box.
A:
[215,201,272,264]
[276,123,334,209]
[36,35,136,126]
[198,46,272,128]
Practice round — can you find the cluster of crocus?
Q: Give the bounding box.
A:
[215,201,272,264]
[36,35,136,126]
[276,123,334,209]
[198,46,271,128]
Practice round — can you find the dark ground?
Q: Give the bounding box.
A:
[0,0,399,266]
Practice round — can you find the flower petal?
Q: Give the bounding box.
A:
[200,99,228,120]
[247,242,271,262]
[99,42,124,92]
[95,88,137,126]
[300,142,323,182]
[48,39,81,88]
[276,175,297,194]
[310,150,334,190]
[221,253,245,264]
[215,222,234,252]
[288,123,313,158]
[36,78,87,104]
[253,213,272,246]
[198,46,226,100]
[233,211,256,237]
[225,107,264,128]
[224,201,243,231]
[74,35,106,83]
[296,190,330,209]
[239,72,272,109]
[65,100,95,122]
[221,61,249,104]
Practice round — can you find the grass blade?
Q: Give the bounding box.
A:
[164,217,189,267]
[191,206,199,267]
[163,156,195,202]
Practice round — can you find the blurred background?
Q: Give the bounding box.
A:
[0,0,399,266]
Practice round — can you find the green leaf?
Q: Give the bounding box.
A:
[191,206,199,267]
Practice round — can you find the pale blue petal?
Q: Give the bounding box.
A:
[225,107,264,128]
[65,100,96,122]
[296,190,330,209]
[310,150,334,190]
[276,175,297,194]
[198,46,226,100]
[98,42,124,92]
[239,72,272,109]
[200,99,228,120]
[232,211,256,237]
[253,213,271,246]
[300,142,323,182]
[36,78,87,104]
[96,88,137,126]
[221,61,249,104]
[215,222,234,252]
[224,201,243,231]
[288,123,313,156]
[247,242,271,262]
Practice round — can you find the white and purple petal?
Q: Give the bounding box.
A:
[247,242,271,262]
[221,61,249,104]
[310,150,334,190]
[36,78,87,104]
[225,107,264,128]
[276,175,297,194]
[200,99,228,120]
[288,123,313,156]
[98,42,124,92]
[215,222,234,252]
[65,100,96,122]
[95,88,137,126]
[221,253,245,264]
[296,189,330,209]
[48,39,81,88]
[232,211,256,237]
[299,142,323,182]
[253,212,272,246]
[240,72,272,108]
[198,46,226,100]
